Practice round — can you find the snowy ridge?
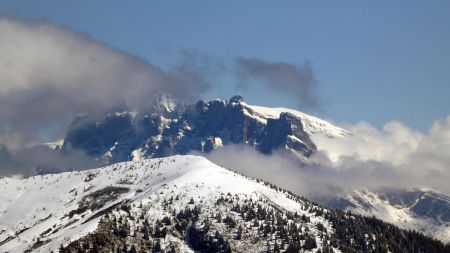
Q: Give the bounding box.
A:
[245,104,350,138]
[0,155,335,252]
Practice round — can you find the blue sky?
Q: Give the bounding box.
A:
[1,1,449,131]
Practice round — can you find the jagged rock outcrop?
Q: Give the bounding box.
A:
[62,96,318,164]
[260,112,315,155]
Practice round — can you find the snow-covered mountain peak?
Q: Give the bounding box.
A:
[0,155,329,252]
[152,93,180,113]
[62,96,323,162]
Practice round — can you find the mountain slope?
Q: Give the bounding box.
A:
[0,155,328,252]
[1,156,448,252]
[320,189,450,243]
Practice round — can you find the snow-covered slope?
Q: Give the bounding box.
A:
[342,190,450,243]
[245,104,349,138]
[1,155,443,252]
[0,155,335,252]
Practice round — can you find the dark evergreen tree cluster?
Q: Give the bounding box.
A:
[186,225,232,253]
[228,197,322,252]
[324,210,450,253]
[174,205,232,252]
[255,177,450,253]
[58,189,450,253]
[59,204,174,253]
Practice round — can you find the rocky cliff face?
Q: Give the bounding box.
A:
[62,95,317,164]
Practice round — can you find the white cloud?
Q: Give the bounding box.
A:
[312,121,423,165]
[202,117,450,197]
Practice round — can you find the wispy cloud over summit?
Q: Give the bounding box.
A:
[236,57,320,109]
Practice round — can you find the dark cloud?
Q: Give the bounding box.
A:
[0,17,214,148]
[0,16,221,176]
[236,57,320,109]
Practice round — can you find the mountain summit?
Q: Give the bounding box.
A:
[62,96,347,164]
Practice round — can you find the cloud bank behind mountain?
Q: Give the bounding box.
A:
[203,117,450,197]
